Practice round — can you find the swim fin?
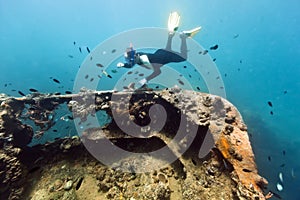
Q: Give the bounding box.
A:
[182,26,202,38]
[168,11,181,32]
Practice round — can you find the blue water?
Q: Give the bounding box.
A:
[1,0,299,199]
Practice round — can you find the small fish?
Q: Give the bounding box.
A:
[90,78,94,82]
[85,74,89,79]
[67,116,74,120]
[233,34,239,39]
[240,60,242,63]
[18,91,25,96]
[238,68,240,71]
[96,63,104,68]
[54,92,61,95]
[86,47,90,53]
[134,71,139,74]
[123,86,129,90]
[139,73,144,77]
[53,78,60,84]
[188,74,192,78]
[97,75,102,78]
[73,41,76,45]
[220,86,224,89]
[11,89,16,92]
[269,190,282,199]
[29,88,38,92]
[279,172,283,182]
[224,73,227,77]
[198,51,202,54]
[270,111,274,115]
[65,91,72,94]
[276,182,283,192]
[196,86,200,91]
[111,49,116,53]
[183,66,187,68]
[107,74,112,79]
[213,58,216,62]
[203,50,208,55]
[177,79,184,85]
[216,76,220,80]
[79,47,82,53]
[280,164,285,168]
[282,150,286,155]
[268,101,273,107]
[268,156,271,161]
[283,90,287,94]
[4,83,7,87]
[210,44,218,50]
[90,56,93,60]
[53,129,58,132]
[111,69,117,73]
[68,55,74,58]
[155,86,159,89]
[127,71,133,75]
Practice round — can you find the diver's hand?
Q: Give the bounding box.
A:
[117,62,124,67]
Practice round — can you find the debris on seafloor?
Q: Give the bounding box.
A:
[0,88,268,200]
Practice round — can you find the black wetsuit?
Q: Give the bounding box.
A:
[123,34,187,82]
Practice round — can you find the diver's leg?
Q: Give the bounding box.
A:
[165,32,175,51]
[179,34,187,60]
[146,67,162,82]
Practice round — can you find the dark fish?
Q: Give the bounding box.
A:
[127,71,133,75]
[111,49,116,53]
[213,58,216,62]
[67,116,74,120]
[188,74,192,78]
[65,91,72,94]
[270,111,274,115]
[97,75,102,78]
[54,92,61,95]
[183,66,187,68]
[196,86,200,91]
[79,47,82,53]
[155,86,159,89]
[107,74,112,79]
[224,73,227,77]
[53,78,60,84]
[65,126,70,129]
[268,101,273,107]
[210,44,218,50]
[198,51,202,54]
[68,55,74,58]
[268,156,271,161]
[90,56,93,60]
[233,34,239,39]
[90,78,94,82]
[111,69,117,73]
[280,164,285,167]
[203,50,208,55]
[11,89,16,92]
[238,68,240,71]
[96,63,104,68]
[134,71,139,74]
[85,74,89,79]
[220,86,224,89]
[177,79,184,85]
[240,60,242,63]
[139,73,144,77]
[18,91,25,96]
[4,84,7,87]
[269,190,282,199]
[29,88,38,92]
[73,41,76,45]
[53,129,58,132]
[282,150,286,155]
[86,47,90,53]
[216,76,220,80]
[283,90,287,94]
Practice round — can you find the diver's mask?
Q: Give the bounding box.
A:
[124,46,136,67]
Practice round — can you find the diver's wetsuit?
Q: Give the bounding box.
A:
[123,34,187,82]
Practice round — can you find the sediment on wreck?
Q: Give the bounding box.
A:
[0,88,268,200]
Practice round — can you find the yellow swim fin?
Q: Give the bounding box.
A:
[182,26,202,38]
[168,11,181,32]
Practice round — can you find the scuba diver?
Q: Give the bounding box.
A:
[117,12,201,88]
